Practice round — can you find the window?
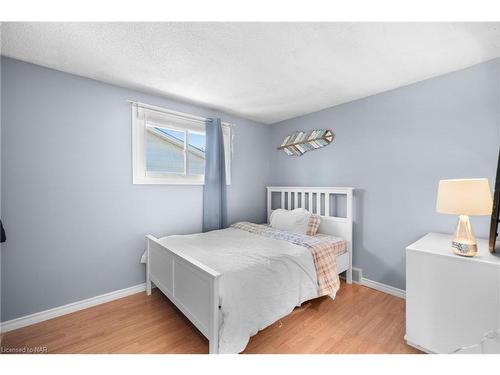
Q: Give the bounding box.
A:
[132,103,232,185]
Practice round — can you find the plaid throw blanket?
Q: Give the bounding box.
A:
[231,222,344,296]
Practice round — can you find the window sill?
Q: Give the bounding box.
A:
[133,176,204,185]
[132,178,231,186]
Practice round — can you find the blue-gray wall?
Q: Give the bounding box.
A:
[270,59,500,290]
[0,57,271,321]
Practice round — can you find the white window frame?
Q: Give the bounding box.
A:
[131,102,232,185]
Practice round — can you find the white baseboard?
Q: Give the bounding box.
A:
[351,267,406,299]
[359,277,406,299]
[0,283,147,333]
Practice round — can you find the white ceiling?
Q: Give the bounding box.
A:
[2,22,500,124]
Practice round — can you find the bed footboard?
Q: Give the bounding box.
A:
[146,235,221,354]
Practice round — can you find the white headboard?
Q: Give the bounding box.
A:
[266,186,354,260]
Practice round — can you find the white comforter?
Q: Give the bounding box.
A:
[152,227,321,353]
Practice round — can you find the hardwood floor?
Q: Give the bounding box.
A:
[1,282,421,354]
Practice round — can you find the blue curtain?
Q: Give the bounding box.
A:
[203,118,227,232]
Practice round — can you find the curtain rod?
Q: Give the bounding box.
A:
[127,100,234,127]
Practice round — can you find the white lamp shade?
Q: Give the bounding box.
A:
[436,178,493,216]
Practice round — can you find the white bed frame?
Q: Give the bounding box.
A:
[145,186,354,354]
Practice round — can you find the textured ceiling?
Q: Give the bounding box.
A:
[2,22,500,124]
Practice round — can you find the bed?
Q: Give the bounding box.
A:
[144,186,353,353]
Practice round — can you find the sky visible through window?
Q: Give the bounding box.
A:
[156,127,206,152]
[188,132,206,152]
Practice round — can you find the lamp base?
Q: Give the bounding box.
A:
[451,241,478,257]
[451,215,478,257]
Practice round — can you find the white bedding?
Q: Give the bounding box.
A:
[146,227,322,353]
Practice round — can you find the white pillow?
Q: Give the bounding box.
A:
[269,208,311,235]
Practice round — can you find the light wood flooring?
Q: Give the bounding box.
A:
[1,281,421,354]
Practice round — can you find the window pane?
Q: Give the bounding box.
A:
[187,131,206,175]
[146,126,185,174]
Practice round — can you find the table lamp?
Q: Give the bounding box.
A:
[436,178,493,257]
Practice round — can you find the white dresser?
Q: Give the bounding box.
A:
[406,233,500,353]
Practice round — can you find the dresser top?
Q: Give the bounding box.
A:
[407,233,500,266]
